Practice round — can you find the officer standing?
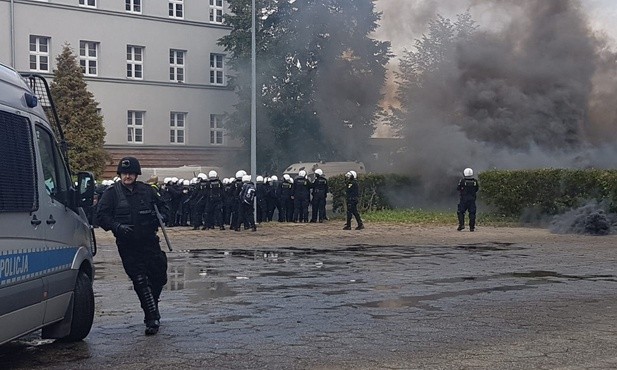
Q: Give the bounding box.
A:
[310,169,328,223]
[205,170,225,230]
[457,167,479,231]
[343,170,364,230]
[97,157,168,335]
[279,174,294,222]
[292,170,311,222]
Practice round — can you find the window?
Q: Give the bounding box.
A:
[79,41,99,76]
[79,0,96,8]
[0,111,37,212]
[127,111,144,143]
[210,114,224,145]
[209,0,223,23]
[169,50,185,83]
[36,126,72,206]
[127,45,143,79]
[29,35,50,72]
[210,54,224,85]
[170,112,186,144]
[126,0,141,13]
[169,0,183,19]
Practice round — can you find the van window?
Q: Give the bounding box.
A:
[0,111,38,212]
[36,126,72,206]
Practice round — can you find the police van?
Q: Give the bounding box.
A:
[0,64,96,345]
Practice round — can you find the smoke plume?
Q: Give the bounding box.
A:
[375,0,617,200]
[550,201,617,235]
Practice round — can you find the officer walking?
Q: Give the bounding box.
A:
[343,170,364,230]
[457,168,479,231]
[97,157,168,335]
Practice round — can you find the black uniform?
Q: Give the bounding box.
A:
[255,181,267,223]
[310,175,328,223]
[279,179,294,222]
[97,180,168,332]
[344,177,363,230]
[292,176,311,222]
[457,177,479,231]
[239,181,257,231]
[205,178,224,230]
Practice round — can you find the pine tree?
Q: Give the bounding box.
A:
[51,43,108,179]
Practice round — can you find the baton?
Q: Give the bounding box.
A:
[153,203,173,252]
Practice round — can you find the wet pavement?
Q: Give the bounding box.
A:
[1,225,617,369]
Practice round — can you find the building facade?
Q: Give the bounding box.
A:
[1,0,241,179]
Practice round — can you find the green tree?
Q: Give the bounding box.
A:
[219,0,390,173]
[391,12,477,137]
[51,44,108,178]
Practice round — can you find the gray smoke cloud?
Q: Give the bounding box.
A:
[376,0,617,201]
[550,201,617,235]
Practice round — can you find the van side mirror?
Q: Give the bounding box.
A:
[77,172,95,223]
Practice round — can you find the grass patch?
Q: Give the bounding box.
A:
[332,209,519,226]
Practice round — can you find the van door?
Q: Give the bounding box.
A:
[34,125,87,324]
[0,108,46,343]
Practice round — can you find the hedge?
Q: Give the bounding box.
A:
[329,170,617,218]
[478,169,617,217]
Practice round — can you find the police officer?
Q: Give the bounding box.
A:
[310,169,328,223]
[457,167,479,231]
[292,170,311,222]
[205,170,225,230]
[239,174,257,231]
[231,170,246,231]
[97,157,168,335]
[343,170,364,230]
[279,174,294,222]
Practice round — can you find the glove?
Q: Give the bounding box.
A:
[115,223,134,237]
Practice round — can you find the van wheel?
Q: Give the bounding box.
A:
[61,271,95,342]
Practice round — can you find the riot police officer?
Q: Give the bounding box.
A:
[457,168,479,231]
[97,157,168,335]
[343,170,364,230]
[205,170,225,230]
[279,174,294,222]
[292,170,311,222]
[310,169,328,223]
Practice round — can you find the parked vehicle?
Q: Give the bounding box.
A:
[0,64,96,345]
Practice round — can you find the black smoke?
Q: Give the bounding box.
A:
[379,0,617,201]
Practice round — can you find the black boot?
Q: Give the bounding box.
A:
[457,212,465,231]
[343,224,351,230]
[133,275,161,335]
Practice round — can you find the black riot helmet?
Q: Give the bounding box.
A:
[117,156,142,175]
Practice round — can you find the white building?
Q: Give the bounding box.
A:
[0,0,241,178]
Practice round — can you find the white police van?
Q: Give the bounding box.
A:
[0,63,96,345]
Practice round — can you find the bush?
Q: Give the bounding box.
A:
[479,169,617,217]
[329,174,418,213]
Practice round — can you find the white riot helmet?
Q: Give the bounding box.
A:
[264,177,270,184]
[270,175,278,182]
[197,172,207,180]
[222,178,229,185]
[236,170,246,179]
[183,179,190,186]
[345,170,357,179]
[171,177,179,184]
[208,170,218,179]
[178,178,184,184]
[242,174,251,183]
[298,170,307,178]
[314,168,323,177]
[190,178,198,185]
[283,174,292,182]
[464,168,474,177]
[256,175,264,183]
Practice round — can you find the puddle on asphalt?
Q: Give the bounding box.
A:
[92,243,616,308]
